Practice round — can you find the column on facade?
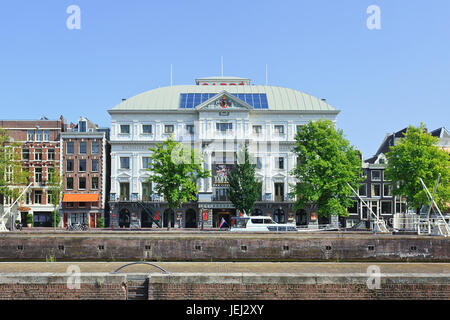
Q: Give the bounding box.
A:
[205,151,212,193]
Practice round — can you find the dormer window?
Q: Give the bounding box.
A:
[79,121,87,133]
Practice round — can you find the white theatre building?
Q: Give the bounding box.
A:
[107,76,340,229]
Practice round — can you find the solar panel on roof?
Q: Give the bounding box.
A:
[179,93,268,109]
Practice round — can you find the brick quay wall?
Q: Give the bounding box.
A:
[0,273,449,300]
[0,231,449,262]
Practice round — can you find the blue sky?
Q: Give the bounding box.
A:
[0,0,449,157]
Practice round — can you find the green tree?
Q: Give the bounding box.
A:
[385,124,450,214]
[0,128,30,201]
[147,136,210,227]
[47,163,64,228]
[228,146,262,216]
[290,119,363,219]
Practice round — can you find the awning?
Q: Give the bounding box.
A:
[63,194,99,203]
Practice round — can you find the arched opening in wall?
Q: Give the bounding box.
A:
[252,208,263,216]
[141,210,153,228]
[185,209,197,228]
[163,209,175,228]
[295,209,307,226]
[273,209,285,224]
[119,208,130,228]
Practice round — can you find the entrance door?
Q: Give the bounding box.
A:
[163,209,174,228]
[213,209,235,228]
[20,212,28,226]
[185,209,197,228]
[119,209,130,228]
[120,183,130,201]
[274,183,284,202]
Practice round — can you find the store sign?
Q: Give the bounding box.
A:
[213,164,233,186]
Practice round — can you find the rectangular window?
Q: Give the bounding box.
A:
[22,149,29,161]
[91,177,99,190]
[186,125,194,134]
[48,168,54,182]
[67,142,74,154]
[34,149,42,161]
[43,130,50,141]
[79,159,86,172]
[47,192,53,205]
[34,168,42,184]
[274,183,285,202]
[120,125,130,134]
[274,125,284,134]
[79,177,86,189]
[164,125,174,133]
[256,157,262,169]
[359,184,367,196]
[253,125,262,134]
[372,184,381,197]
[79,142,86,154]
[48,149,55,161]
[275,157,284,169]
[216,123,232,132]
[383,184,392,197]
[296,125,303,133]
[92,141,99,154]
[66,159,74,172]
[35,131,42,141]
[142,157,152,169]
[371,170,381,181]
[381,201,392,214]
[120,157,130,169]
[34,191,42,204]
[66,177,74,190]
[92,159,99,172]
[142,125,152,134]
[27,130,34,141]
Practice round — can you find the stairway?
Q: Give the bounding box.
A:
[126,274,149,300]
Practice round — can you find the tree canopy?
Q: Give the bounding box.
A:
[227,146,262,216]
[385,124,450,213]
[146,136,210,211]
[0,128,30,200]
[290,119,363,218]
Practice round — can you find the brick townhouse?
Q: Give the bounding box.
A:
[0,116,66,228]
[60,117,110,228]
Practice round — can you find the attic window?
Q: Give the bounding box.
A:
[79,121,87,133]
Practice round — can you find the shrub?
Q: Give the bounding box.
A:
[97,217,105,228]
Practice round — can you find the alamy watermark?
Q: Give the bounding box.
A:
[66,5,81,30]
[66,265,81,290]
[366,265,381,289]
[367,5,381,30]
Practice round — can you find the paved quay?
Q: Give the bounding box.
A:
[0,229,440,240]
[0,262,449,274]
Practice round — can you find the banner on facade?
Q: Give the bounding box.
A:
[212,164,233,187]
[202,209,209,221]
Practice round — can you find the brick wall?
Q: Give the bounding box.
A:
[0,233,449,262]
[0,273,448,300]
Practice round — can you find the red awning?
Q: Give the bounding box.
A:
[63,194,99,203]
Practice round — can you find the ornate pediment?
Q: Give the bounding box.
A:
[196,91,252,111]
